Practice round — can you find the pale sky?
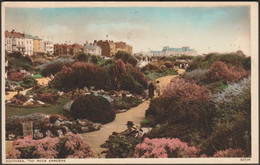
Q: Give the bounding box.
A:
[5,6,250,55]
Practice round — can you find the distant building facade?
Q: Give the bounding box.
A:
[5,30,25,54]
[150,46,198,56]
[43,40,54,55]
[94,40,133,57]
[83,41,102,56]
[33,38,44,53]
[24,34,34,56]
[54,43,83,56]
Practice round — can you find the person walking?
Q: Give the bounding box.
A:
[148,82,155,99]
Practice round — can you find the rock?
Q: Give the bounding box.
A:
[8,134,15,140]
[61,121,73,125]
[53,120,61,127]
[93,123,101,130]
[63,100,74,112]
[28,98,34,102]
[57,130,63,137]
[81,127,89,133]
[126,94,133,97]
[45,130,54,137]
[77,119,91,126]
[37,100,45,105]
[72,121,77,125]
[62,126,70,133]
[34,129,43,139]
[23,101,33,106]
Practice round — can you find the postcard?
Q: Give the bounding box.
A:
[1,1,258,164]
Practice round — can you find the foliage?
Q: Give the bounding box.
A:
[203,81,228,94]
[213,148,246,157]
[113,96,142,110]
[70,95,115,124]
[10,97,23,105]
[7,132,94,159]
[182,69,209,85]
[161,78,209,101]
[211,76,251,105]
[115,51,138,67]
[52,62,110,91]
[8,72,25,82]
[208,61,248,83]
[6,97,70,118]
[200,88,251,156]
[145,98,215,145]
[39,58,74,77]
[106,135,139,158]
[187,53,250,72]
[6,113,48,139]
[32,73,43,79]
[37,93,58,104]
[19,77,37,89]
[6,52,34,71]
[75,53,90,62]
[110,60,147,94]
[134,138,200,158]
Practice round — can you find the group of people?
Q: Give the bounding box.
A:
[148,80,160,99]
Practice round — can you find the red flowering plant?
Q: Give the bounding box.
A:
[8,72,25,82]
[213,148,246,157]
[10,97,23,105]
[7,132,94,159]
[134,138,200,158]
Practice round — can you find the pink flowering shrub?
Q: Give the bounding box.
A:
[213,148,246,157]
[161,78,209,101]
[7,132,94,159]
[134,138,200,158]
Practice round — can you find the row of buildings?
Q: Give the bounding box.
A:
[54,40,133,57]
[5,30,54,55]
[5,30,133,57]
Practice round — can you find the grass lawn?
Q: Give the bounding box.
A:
[145,69,178,81]
[6,97,70,118]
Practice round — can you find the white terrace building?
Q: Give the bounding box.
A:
[83,41,102,56]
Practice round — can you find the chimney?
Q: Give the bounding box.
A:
[11,29,14,33]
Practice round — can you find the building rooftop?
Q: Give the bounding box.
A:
[162,47,194,52]
[5,30,24,38]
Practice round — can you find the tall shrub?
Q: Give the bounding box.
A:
[39,58,74,77]
[52,62,110,91]
[115,51,137,67]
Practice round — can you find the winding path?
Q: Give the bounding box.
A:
[81,69,185,158]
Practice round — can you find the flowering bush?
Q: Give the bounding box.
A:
[213,148,246,157]
[161,78,209,101]
[134,138,200,158]
[7,132,94,159]
[8,72,25,82]
[52,62,110,91]
[39,58,74,77]
[212,76,251,105]
[208,61,249,83]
